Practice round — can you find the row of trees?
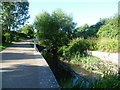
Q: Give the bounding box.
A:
[34,9,119,60]
[75,15,118,38]
[19,24,34,39]
[1,2,29,31]
[1,1,31,43]
[75,18,110,38]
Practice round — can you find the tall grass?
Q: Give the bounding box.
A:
[96,37,119,53]
[87,37,119,53]
[59,37,119,61]
[71,74,120,88]
[89,74,120,88]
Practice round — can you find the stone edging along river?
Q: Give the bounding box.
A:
[86,50,120,67]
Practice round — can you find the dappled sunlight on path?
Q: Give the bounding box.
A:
[1,39,60,88]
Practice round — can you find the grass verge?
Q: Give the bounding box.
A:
[0,42,16,51]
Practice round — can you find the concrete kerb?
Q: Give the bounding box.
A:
[33,39,60,88]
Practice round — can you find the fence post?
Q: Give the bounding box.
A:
[34,39,36,50]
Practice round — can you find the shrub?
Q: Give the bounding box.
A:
[90,75,120,88]
[86,37,98,50]
[97,16,118,38]
[96,37,119,53]
[58,38,89,60]
[2,34,6,43]
[68,38,89,54]
[4,33,10,43]
[71,55,100,71]
[85,37,119,53]
[72,74,120,88]
[58,36,119,61]
[58,45,70,59]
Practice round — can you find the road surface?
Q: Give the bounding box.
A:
[0,39,60,88]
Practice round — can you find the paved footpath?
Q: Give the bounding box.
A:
[0,39,60,88]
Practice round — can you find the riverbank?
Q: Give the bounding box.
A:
[36,44,120,88]
[64,55,118,76]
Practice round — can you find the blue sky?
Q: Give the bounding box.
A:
[27,0,119,27]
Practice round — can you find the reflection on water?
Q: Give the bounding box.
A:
[41,51,101,88]
[72,65,92,76]
[69,64,101,81]
[58,61,101,88]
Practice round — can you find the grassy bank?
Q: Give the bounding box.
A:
[0,42,16,51]
[58,37,119,88]
[87,37,119,53]
[70,55,118,75]
[61,55,119,88]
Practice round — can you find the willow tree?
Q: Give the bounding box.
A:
[34,9,76,59]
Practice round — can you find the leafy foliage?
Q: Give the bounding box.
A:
[59,37,119,61]
[90,75,120,88]
[34,9,76,56]
[96,37,119,53]
[2,30,29,43]
[1,1,30,43]
[19,24,34,38]
[97,16,119,38]
[58,38,89,60]
[4,32,10,43]
[75,18,109,38]
[1,2,30,31]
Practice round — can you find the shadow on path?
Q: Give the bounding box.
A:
[10,43,32,48]
[1,39,60,88]
[2,52,42,61]
[2,64,58,88]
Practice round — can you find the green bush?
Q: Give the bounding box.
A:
[58,45,70,59]
[71,74,120,88]
[96,37,119,53]
[97,17,118,38]
[2,34,6,43]
[71,55,100,71]
[86,37,119,53]
[90,75,120,88]
[58,37,119,61]
[58,38,89,60]
[12,34,18,41]
[68,38,89,54]
[86,37,98,50]
[4,33,10,43]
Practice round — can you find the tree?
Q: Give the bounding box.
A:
[75,24,89,38]
[0,1,30,42]
[20,24,34,38]
[97,16,118,38]
[75,18,109,38]
[1,1,29,31]
[34,9,76,59]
